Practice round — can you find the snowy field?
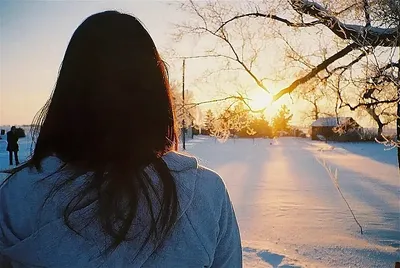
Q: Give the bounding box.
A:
[0,133,399,267]
[184,136,399,268]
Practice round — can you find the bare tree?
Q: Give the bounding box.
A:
[336,62,398,137]
[295,79,338,122]
[174,0,400,167]
[175,0,399,97]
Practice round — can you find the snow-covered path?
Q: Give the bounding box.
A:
[186,137,399,268]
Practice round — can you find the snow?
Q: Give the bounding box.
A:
[1,135,399,267]
[184,136,399,267]
[299,0,399,41]
[330,141,398,167]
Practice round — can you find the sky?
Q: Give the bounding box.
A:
[0,0,299,127]
[0,0,192,125]
[0,0,395,128]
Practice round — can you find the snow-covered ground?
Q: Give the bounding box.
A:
[184,136,399,268]
[1,134,399,267]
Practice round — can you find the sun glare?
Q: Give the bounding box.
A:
[248,90,273,111]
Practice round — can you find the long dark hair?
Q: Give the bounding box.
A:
[21,11,178,253]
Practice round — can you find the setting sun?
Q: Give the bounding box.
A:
[246,87,291,119]
[248,90,273,111]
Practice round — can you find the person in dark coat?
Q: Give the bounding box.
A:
[6,126,20,165]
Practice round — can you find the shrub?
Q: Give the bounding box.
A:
[330,130,362,142]
[359,129,379,141]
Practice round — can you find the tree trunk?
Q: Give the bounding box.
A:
[313,101,319,120]
[366,106,385,141]
[377,124,383,140]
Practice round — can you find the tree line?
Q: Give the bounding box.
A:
[201,103,303,139]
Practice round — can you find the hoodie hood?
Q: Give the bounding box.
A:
[0,151,199,267]
[162,151,198,216]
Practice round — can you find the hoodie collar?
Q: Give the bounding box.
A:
[161,151,198,172]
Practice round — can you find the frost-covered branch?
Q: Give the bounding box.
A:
[290,0,399,47]
[215,12,321,33]
[176,1,399,102]
[212,0,399,47]
[376,134,400,149]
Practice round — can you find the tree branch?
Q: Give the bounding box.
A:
[290,0,400,47]
[379,62,400,72]
[341,98,399,111]
[183,95,251,109]
[215,12,321,33]
[330,52,368,73]
[319,51,369,82]
[196,25,270,92]
[333,3,360,16]
[213,1,399,47]
[273,43,359,101]
[178,0,399,103]
[363,0,371,27]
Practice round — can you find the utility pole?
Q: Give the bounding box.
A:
[178,55,208,150]
[182,58,186,150]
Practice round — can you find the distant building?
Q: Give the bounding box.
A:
[311,117,361,140]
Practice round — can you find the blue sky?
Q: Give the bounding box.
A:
[0,0,190,125]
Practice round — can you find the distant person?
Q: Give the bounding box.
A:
[0,11,242,267]
[6,126,19,166]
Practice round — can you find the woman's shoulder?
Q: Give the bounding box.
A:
[162,151,228,211]
[162,151,226,190]
[1,156,63,191]
[0,157,64,239]
[0,156,64,211]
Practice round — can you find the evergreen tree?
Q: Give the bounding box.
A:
[272,105,293,135]
[204,109,216,133]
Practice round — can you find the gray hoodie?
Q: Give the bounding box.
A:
[0,151,242,267]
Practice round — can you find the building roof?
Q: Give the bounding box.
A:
[311,117,354,127]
